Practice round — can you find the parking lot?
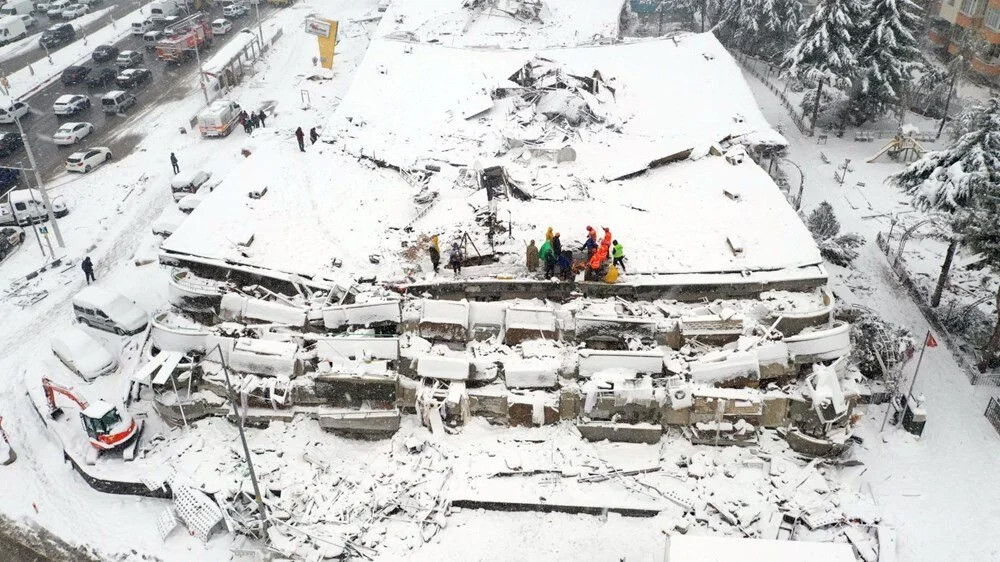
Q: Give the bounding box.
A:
[0,2,270,188]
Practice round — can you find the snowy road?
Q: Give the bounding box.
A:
[0,3,275,188]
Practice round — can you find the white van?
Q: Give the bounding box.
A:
[131,18,154,35]
[0,188,69,227]
[0,16,27,46]
[149,0,179,22]
[142,30,163,49]
[0,0,36,16]
[72,286,148,335]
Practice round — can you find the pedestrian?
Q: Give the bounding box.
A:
[250,112,260,129]
[428,243,440,273]
[309,127,319,144]
[170,152,179,174]
[257,110,266,127]
[526,239,539,272]
[244,119,253,134]
[612,239,626,273]
[538,237,555,278]
[449,243,462,275]
[81,256,95,285]
[295,127,305,152]
[238,110,247,127]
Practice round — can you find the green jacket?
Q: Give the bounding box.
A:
[612,242,624,259]
[539,240,554,262]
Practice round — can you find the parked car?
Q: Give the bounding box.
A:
[170,169,212,200]
[79,0,104,6]
[50,326,118,380]
[85,67,116,88]
[65,146,111,173]
[115,49,143,69]
[91,43,118,63]
[61,3,86,18]
[39,23,74,49]
[1,0,36,17]
[0,132,24,157]
[52,122,94,145]
[52,94,90,116]
[115,67,151,88]
[0,101,29,124]
[0,226,24,246]
[130,18,153,35]
[141,30,162,49]
[211,18,231,34]
[222,4,245,17]
[60,64,90,85]
[46,0,72,18]
[35,2,54,11]
[72,285,148,335]
[100,90,136,114]
[19,14,36,29]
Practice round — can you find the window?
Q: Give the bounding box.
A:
[13,202,25,211]
[961,0,982,15]
[987,6,1000,30]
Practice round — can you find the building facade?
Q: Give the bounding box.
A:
[930,0,1000,76]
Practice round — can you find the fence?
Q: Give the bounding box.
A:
[731,51,812,136]
[986,397,1000,436]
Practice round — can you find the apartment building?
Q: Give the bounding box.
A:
[930,0,1000,76]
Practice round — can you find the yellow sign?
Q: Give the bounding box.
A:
[316,19,338,69]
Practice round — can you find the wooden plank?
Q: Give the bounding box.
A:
[132,351,170,385]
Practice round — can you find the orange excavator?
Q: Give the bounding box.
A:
[42,377,140,451]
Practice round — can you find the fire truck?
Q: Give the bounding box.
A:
[155,12,214,63]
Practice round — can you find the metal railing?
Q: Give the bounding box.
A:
[731,51,811,136]
[985,397,1000,435]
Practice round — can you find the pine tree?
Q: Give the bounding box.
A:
[849,0,925,124]
[889,98,1000,211]
[783,0,864,132]
[717,0,802,61]
[953,187,1000,369]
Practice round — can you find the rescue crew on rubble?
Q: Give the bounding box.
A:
[612,239,626,273]
[449,243,463,276]
[526,240,539,272]
[582,225,598,257]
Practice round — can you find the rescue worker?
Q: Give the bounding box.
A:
[257,110,267,127]
[545,226,554,243]
[612,240,626,273]
[295,127,305,152]
[81,256,95,285]
[310,127,319,144]
[582,225,597,257]
[526,240,539,272]
[250,112,260,129]
[538,238,556,278]
[449,243,463,275]
[428,243,440,273]
[170,152,179,174]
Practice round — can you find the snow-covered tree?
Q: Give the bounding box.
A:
[953,187,1000,369]
[717,0,802,61]
[783,0,864,132]
[889,98,1000,211]
[806,202,865,266]
[848,0,925,125]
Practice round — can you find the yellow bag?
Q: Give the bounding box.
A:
[604,265,619,284]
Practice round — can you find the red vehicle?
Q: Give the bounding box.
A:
[155,12,214,63]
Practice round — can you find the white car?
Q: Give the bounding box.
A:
[52,94,90,116]
[65,146,111,173]
[52,122,94,145]
[35,2,53,11]
[0,100,29,124]
[51,326,118,381]
[19,14,36,28]
[211,18,232,35]
[46,0,71,18]
[61,3,87,18]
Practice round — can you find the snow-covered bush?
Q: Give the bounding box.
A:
[806,202,865,266]
[839,305,914,379]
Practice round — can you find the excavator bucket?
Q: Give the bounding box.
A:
[50,407,65,421]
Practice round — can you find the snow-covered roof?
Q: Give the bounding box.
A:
[81,399,115,419]
[73,286,121,310]
[325,33,785,176]
[666,534,857,561]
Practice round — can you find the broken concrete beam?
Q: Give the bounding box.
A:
[689,351,760,388]
[396,376,418,412]
[311,335,400,361]
[416,355,471,381]
[317,409,401,439]
[661,403,692,426]
[504,306,557,345]
[576,421,662,444]
[761,394,790,428]
[559,388,582,420]
[577,349,663,378]
[313,373,397,409]
[468,389,509,423]
[574,315,657,342]
[503,358,559,389]
[508,399,559,427]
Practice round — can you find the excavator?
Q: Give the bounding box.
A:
[42,377,140,451]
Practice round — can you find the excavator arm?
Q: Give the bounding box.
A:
[41,377,88,418]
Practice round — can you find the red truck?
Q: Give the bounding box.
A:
[155,12,214,63]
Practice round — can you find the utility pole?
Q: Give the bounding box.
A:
[14,115,64,249]
[192,42,209,105]
[208,345,269,535]
[254,0,264,47]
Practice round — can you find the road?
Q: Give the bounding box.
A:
[0,4,272,186]
[2,0,140,71]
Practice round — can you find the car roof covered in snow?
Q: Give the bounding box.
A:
[54,94,81,103]
[7,188,46,204]
[170,169,210,188]
[73,285,125,310]
[51,325,99,353]
[81,399,115,418]
[102,90,127,98]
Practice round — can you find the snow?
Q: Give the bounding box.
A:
[666,534,858,561]
[0,7,116,65]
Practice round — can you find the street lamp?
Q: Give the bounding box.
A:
[13,113,65,249]
[254,0,264,46]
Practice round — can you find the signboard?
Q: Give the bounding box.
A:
[304,17,333,38]
[39,226,48,234]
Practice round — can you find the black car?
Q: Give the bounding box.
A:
[85,67,117,89]
[39,24,75,50]
[116,68,152,89]
[0,133,23,157]
[60,65,91,85]
[91,44,119,63]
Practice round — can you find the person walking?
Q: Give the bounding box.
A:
[428,243,440,273]
[612,239,626,273]
[295,127,305,152]
[250,112,260,129]
[81,256,95,285]
[526,240,539,272]
[257,110,267,127]
[449,243,463,276]
[309,127,319,144]
[170,152,179,174]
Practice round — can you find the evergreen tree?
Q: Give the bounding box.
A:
[717,0,802,60]
[953,187,1000,369]
[849,0,925,124]
[889,98,1000,211]
[783,0,864,132]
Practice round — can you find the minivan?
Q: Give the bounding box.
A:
[142,30,163,49]
[0,0,35,16]
[72,286,148,335]
[131,18,153,35]
[39,23,74,49]
[101,90,136,114]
